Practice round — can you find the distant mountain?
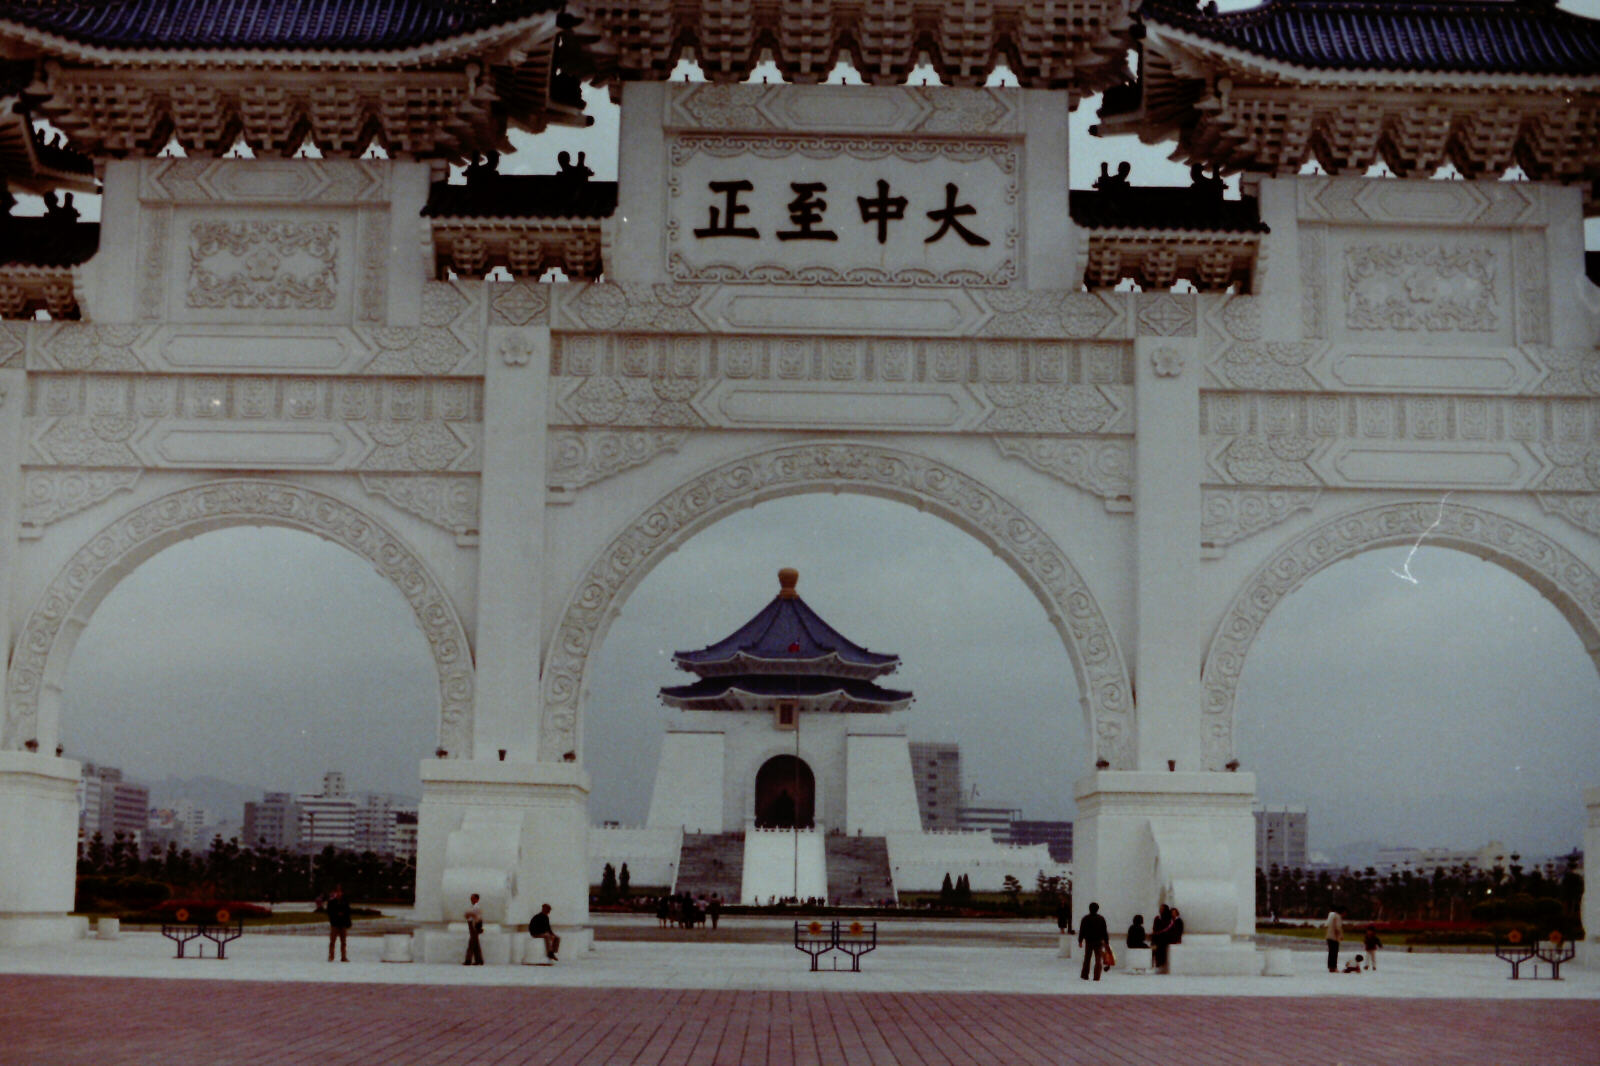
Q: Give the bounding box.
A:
[145,775,263,823]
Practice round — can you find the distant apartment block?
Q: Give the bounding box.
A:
[285,772,416,858]
[908,741,962,830]
[1255,805,1309,872]
[243,792,302,851]
[76,762,149,850]
[1374,840,1511,875]
[1009,819,1073,864]
[958,805,1020,841]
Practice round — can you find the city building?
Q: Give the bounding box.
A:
[908,742,963,830]
[394,811,419,863]
[75,763,148,851]
[242,792,302,851]
[355,793,419,857]
[1255,805,1309,872]
[1373,841,1512,875]
[1009,820,1074,864]
[959,805,1021,841]
[297,772,358,853]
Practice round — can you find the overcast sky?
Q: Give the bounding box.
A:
[55,1,1600,860]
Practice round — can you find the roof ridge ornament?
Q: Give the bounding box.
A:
[778,566,799,599]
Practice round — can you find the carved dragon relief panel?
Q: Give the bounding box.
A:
[542,441,1134,768]
[4,480,474,756]
[1200,500,1600,770]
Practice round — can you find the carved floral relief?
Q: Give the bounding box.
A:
[187,220,340,310]
[1344,243,1498,332]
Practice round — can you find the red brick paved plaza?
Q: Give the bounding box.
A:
[3,976,1597,1066]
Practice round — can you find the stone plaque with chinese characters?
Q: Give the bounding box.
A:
[615,83,1069,289]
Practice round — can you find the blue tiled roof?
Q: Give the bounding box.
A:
[1070,187,1267,233]
[0,217,99,267]
[1141,0,1600,76]
[424,174,617,220]
[673,572,899,676]
[660,675,913,709]
[0,0,565,52]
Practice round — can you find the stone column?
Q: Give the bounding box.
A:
[0,752,85,946]
[1131,333,1202,771]
[413,312,594,957]
[469,321,551,760]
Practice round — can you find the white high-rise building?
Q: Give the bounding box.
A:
[297,771,357,852]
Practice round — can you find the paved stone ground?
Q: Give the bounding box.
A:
[4,976,1598,1066]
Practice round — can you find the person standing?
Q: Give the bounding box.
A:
[709,893,722,931]
[1324,906,1345,973]
[326,885,352,963]
[1363,926,1381,971]
[1150,904,1173,969]
[528,902,560,961]
[1077,901,1110,982]
[463,893,484,966]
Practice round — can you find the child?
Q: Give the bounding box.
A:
[1363,927,1382,971]
[1342,953,1365,973]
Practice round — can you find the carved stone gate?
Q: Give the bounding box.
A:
[0,0,1596,962]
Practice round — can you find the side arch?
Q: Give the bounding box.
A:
[4,479,475,756]
[1201,499,1600,770]
[541,440,1133,767]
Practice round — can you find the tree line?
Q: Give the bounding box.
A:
[76,830,415,911]
[1257,851,1584,935]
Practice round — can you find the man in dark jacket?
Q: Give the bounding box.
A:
[1077,901,1109,981]
[326,885,352,963]
[529,902,560,961]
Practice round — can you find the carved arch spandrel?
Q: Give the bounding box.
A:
[1200,500,1600,771]
[3,479,474,756]
[541,441,1134,768]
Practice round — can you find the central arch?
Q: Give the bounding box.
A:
[755,755,815,829]
[541,440,1132,767]
[1200,499,1600,771]
[3,479,475,756]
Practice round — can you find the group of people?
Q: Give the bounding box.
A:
[1324,906,1381,973]
[656,892,722,930]
[1074,901,1186,981]
[461,896,561,964]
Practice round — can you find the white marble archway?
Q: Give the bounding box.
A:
[3,479,475,756]
[540,439,1134,767]
[1200,499,1600,770]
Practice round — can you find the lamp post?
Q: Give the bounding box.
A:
[307,811,317,896]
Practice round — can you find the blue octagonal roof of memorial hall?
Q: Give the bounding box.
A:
[672,568,900,679]
[658,674,914,713]
[1138,0,1600,77]
[0,0,567,52]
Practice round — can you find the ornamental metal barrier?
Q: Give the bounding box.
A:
[793,920,877,972]
[1493,932,1575,980]
[160,906,245,959]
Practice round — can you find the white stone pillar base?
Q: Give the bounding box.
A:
[415,759,592,952]
[1166,935,1262,976]
[0,753,82,947]
[1072,770,1257,948]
